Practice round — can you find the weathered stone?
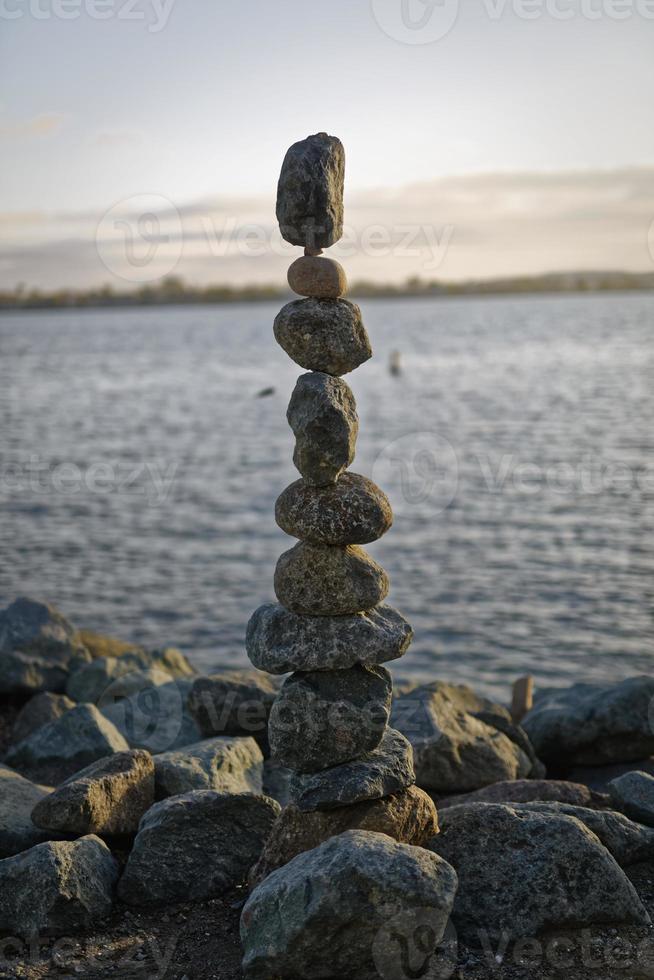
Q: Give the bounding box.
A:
[187,670,278,745]
[77,629,145,660]
[268,665,392,772]
[428,803,650,943]
[275,472,392,546]
[5,704,129,781]
[241,829,458,980]
[66,649,193,703]
[522,676,654,767]
[118,791,280,906]
[0,835,117,937]
[0,765,54,857]
[288,728,415,812]
[437,778,600,811]
[391,681,536,794]
[11,692,76,744]
[276,132,345,248]
[274,543,389,616]
[249,786,439,887]
[31,749,154,836]
[0,597,85,665]
[246,602,413,674]
[99,675,200,754]
[609,770,654,827]
[287,372,358,486]
[287,255,347,299]
[153,736,263,799]
[273,298,371,376]
[0,651,71,697]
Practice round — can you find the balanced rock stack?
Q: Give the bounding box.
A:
[246,134,432,858]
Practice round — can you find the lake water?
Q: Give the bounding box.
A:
[1,293,652,700]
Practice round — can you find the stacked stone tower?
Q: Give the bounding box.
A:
[246,134,418,829]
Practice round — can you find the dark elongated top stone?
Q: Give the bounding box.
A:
[287,372,358,486]
[274,298,371,376]
[276,472,393,546]
[276,133,345,249]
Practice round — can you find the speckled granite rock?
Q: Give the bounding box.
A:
[249,785,438,887]
[276,132,345,248]
[268,665,392,773]
[274,543,389,616]
[0,765,54,858]
[609,770,654,827]
[31,750,154,836]
[246,603,413,674]
[241,830,457,980]
[11,692,76,744]
[287,372,358,486]
[275,472,392,546]
[288,728,415,812]
[153,736,263,798]
[273,298,371,376]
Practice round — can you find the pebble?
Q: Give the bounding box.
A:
[287,255,347,299]
[276,132,344,249]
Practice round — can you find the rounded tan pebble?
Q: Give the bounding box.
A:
[287,256,347,299]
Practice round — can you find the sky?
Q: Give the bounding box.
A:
[1,0,654,289]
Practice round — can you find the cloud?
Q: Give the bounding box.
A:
[0,113,66,140]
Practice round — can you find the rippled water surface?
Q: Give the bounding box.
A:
[1,293,652,699]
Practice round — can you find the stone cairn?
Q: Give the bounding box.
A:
[246,133,417,830]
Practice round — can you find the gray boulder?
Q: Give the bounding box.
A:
[276,132,345,249]
[0,835,117,937]
[274,542,389,617]
[0,598,89,695]
[66,649,192,703]
[273,298,371,376]
[246,602,413,675]
[31,749,154,836]
[391,681,536,794]
[153,736,263,798]
[118,791,280,906]
[187,670,278,745]
[437,778,600,810]
[428,803,650,943]
[99,675,200,754]
[609,770,654,827]
[0,651,71,697]
[5,704,129,781]
[241,829,458,980]
[268,665,392,772]
[522,676,654,767]
[287,372,357,486]
[0,765,54,857]
[275,472,392,546]
[11,692,76,745]
[289,728,415,812]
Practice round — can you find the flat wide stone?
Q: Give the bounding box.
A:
[246,602,413,674]
[268,665,392,773]
[288,728,415,811]
[274,543,389,616]
[274,298,371,376]
[275,472,392,546]
[153,736,263,798]
[287,372,357,486]
[276,133,344,248]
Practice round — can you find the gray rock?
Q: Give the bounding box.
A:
[274,543,389,616]
[31,749,154,836]
[275,472,392,546]
[287,372,358,486]
[510,802,654,866]
[0,597,85,664]
[522,676,654,767]
[5,704,129,781]
[99,676,200,754]
[187,670,278,745]
[0,835,117,937]
[11,692,76,745]
[609,770,654,827]
[0,651,72,697]
[246,602,413,675]
[0,765,54,857]
[437,778,600,810]
[289,728,415,812]
[428,803,650,943]
[67,649,193,703]
[276,132,345,249]
[269,665,392,773]
[391,681,535,794]
[153,736,263,798]
[273,298,371,376]
[241,829,458,980]
[118,791,280,906]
